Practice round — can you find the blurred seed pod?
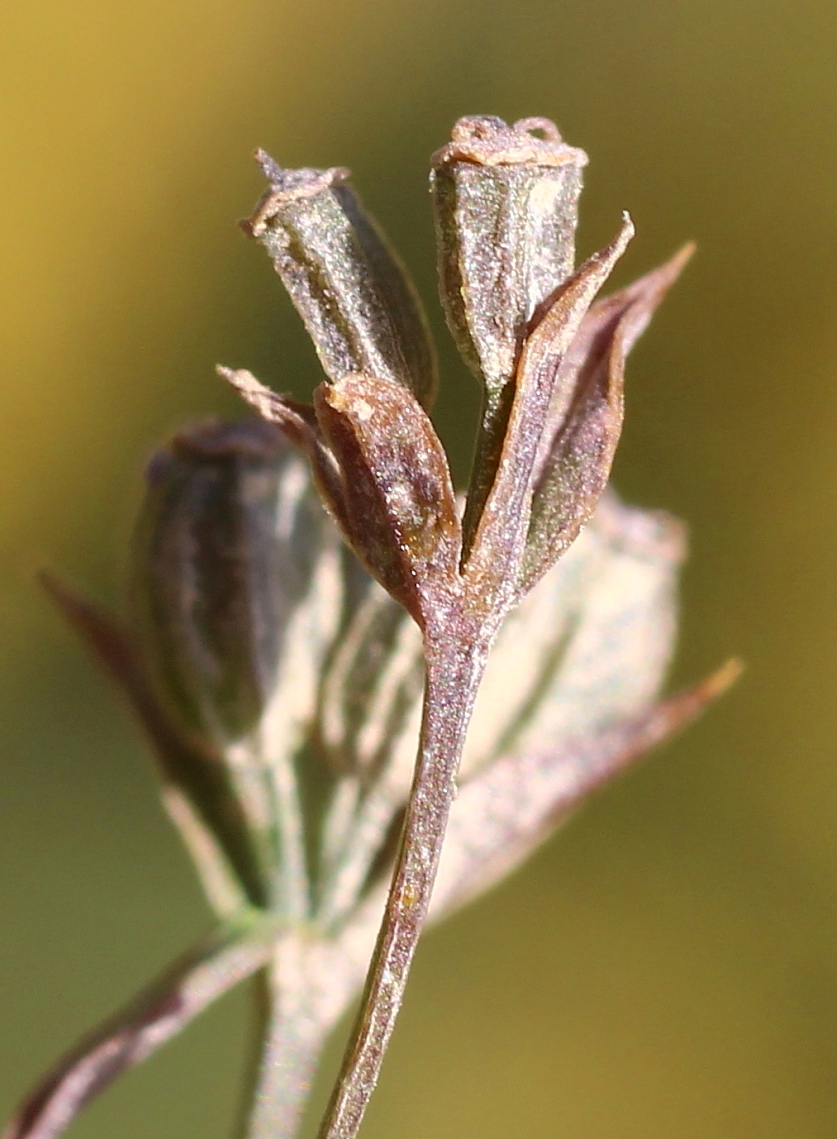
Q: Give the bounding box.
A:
[130,418,317,746]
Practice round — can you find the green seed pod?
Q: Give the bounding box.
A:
[130,418,320,747]
[245,151,437,408]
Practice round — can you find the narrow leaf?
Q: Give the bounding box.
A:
[533,243,695,483]
[520,246,695,593]
[519,312,627,594]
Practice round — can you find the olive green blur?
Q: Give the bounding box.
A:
[1,1,836,1136]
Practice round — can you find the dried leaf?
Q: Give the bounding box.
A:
[533,244,695,483]
[314,373,462,625]
[519,322,626,595]
[244,153,437,407]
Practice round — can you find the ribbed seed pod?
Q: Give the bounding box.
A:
[244,152,437,408]
[430,115,588,543]
[130,418,302,747]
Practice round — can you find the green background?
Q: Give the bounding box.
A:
[2,0,836,1135]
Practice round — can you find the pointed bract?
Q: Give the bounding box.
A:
[521,244,694,594]
[463,216,634,607]
[533,243,695,484]
[314,374,462,625]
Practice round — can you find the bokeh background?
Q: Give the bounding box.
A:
[2,0,836,1136]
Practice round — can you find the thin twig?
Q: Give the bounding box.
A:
[3,919,273,1139]
[244,937,337,1139]
[315,624,490,1139]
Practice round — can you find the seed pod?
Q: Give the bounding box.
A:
[431,115,588,544]
[244,151,437,408]
[130,418,313,747]
[431,116,588,391]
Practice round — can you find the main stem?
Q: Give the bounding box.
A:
[315,617,489,1139]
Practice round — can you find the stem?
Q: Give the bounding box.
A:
[244,937,335,1139]
[268,748,309,923]
[315,621,489,1139]
[2,918,273,1139]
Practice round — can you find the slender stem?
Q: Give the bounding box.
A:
[315,620,490,1139]
[244,937,335,1139]
[268,749,309,923]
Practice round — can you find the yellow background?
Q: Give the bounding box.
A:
[2,0,836,1136]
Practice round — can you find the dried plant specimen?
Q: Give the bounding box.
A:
[3,115,737,1139]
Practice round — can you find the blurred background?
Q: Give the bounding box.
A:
[2,0,836,1136]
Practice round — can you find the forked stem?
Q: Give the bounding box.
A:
[315,618,491,1139]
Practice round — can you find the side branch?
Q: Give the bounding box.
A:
[3,921,272,1139]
